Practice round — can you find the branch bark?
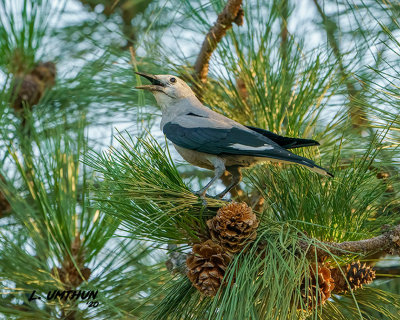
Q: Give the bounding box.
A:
[279,0,289,62]
[168,225,400,276]
[299,224,400,261]
[194,0,244,83]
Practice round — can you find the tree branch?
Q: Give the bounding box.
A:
[299,225,400,261]
[279,0,289,62]
[166,244,189,275]
[194,0,244,83]
[374,265,400,278]
[168,225,400,277]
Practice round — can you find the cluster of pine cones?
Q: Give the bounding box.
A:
[185,202,376,308]
[186,202,259,296]
[300,261,376,309]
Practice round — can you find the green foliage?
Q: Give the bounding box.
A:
[247,142,399,241]
[323,288,400,320]
[0,118,168,319]
[204,13,338,140]
[0,0,400,319]
[34,52,157,131]
[148,224,400,320]
[0,0,64,73]
[85,132,224,244]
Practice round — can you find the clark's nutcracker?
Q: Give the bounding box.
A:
[136,72,333,199]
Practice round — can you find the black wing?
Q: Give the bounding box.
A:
[163,121,318,168]
[245,126,320,149]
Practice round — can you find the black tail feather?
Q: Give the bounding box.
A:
[246,126,320,149]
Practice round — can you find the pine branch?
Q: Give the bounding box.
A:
[278,0,289,62]
[300,224,400,260]
[78,0,154,48]
[193,0,244,83]
[166,244,188,275]
[168,223,400,279]
[374,265,400,278]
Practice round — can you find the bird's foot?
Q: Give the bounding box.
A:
[191,190,208,206]
[206,194,231,203]
[192,190,206,197]
[191,189,231,206]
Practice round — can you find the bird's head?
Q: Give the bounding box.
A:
[135,72,195,108]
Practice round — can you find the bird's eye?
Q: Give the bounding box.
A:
[170,77,176,83]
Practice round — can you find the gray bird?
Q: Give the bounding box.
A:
[135,72,333,200]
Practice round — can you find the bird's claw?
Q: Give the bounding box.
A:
[191,190,231,206]
[192,190,205,197]
[190,190,207,206]
[206,194,231,202]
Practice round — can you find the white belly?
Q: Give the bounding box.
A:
[172,145,325,176]
[173,144,265,169]
[173,145,216,170]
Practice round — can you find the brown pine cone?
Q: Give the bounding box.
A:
[0,191,11,218]
[234,8,245,26]
[186,240,231,296]
[331,261,375,294]
[300,265,335,309]
[376,171,390,180]
[0,175,11,218]
[31,61,56,88]
[11,61,56,112]
[206,202,259,254]
[11,74,44,112]
[236,77,248,100]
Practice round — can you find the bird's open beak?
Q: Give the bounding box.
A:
[135,72,166,91]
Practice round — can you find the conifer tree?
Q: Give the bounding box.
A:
[0,0,399,319]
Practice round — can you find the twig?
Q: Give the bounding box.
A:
[299,224,400,261]
[168,225,400,277]
[374,265,400,278]
[78,0,153,48]
[166,244,189,275]
[279,0,289,62]
[194,0,244,84]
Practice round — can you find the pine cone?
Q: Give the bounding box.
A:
[0,175,11,218]
[236,77,248,100]
[0,191,11,218]
[376,171,390,180]
[11,74,44,111]
[300,265,335,309]
[206,202,259,254]
[186,240,231,296]
[331,261,375,294]
[31,61,56,88]
[234,7,245,26]
[11,61,56,112]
